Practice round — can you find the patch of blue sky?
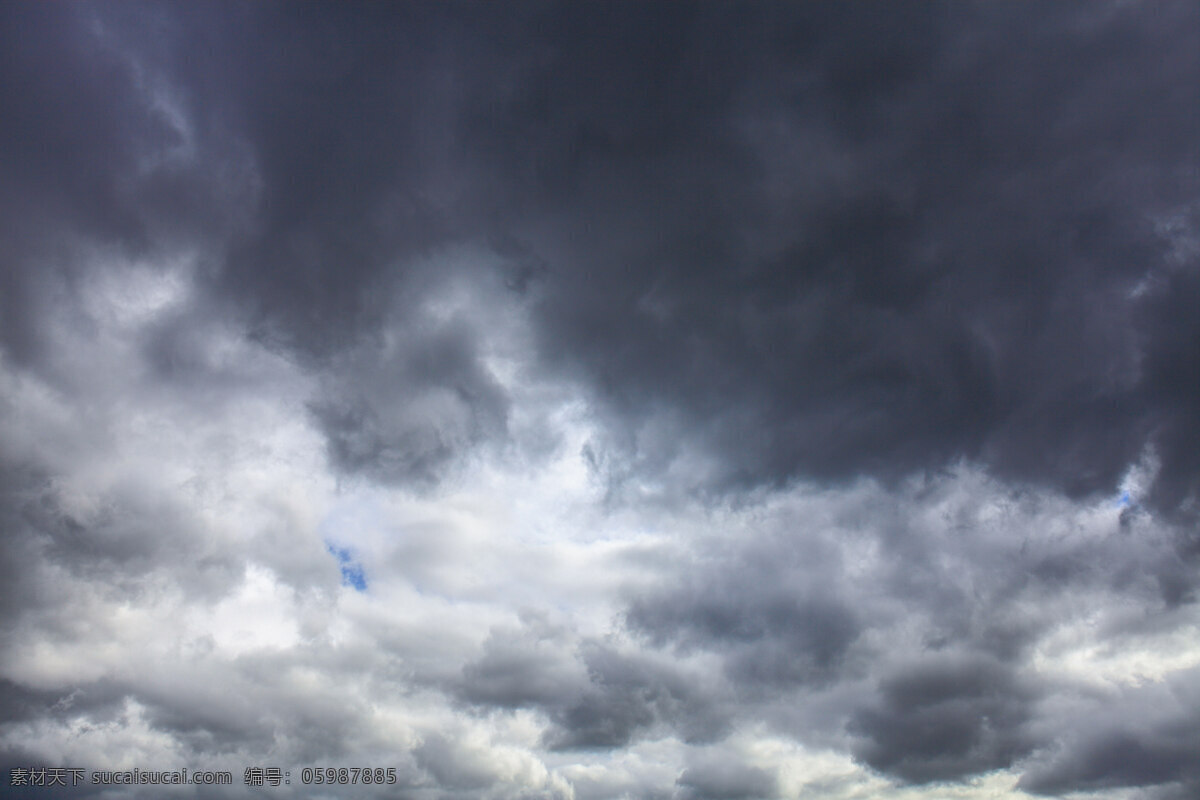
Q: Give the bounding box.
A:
[326,541,368,591]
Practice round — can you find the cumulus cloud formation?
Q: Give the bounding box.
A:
[2,2,1198,798]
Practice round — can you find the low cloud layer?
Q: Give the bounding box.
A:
[2,2,1198,799]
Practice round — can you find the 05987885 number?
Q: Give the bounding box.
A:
[300,767,397,785]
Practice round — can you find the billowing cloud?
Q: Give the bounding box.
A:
[2,2,1199,799]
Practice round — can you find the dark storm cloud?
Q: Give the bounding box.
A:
[455,618,729,752]
[161,1,465,356]
[3,3,1200,798]
[0,0,135,363]
[0,679,125,729]
[613,475,1194,785]
[456,614,582,711]
[0,1,247,366]
[502,0,1200,507]
[625,557,861,688]
[543,641,730,750]
[1017,666,1200,799]
[0,464,50,619]
[307,313,510,488]
[5,1,1198,502]
[1135,262,1200,519]
[848,654,1039,784]
[0,0,513,485]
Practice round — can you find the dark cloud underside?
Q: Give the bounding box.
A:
[4,1,1197,503]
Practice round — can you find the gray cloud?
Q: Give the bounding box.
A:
[675,756,778,800]
[544,642,730,751]
[612,473,1197,787]
[5,1,1199,507]
[308,310,510,488]
[454,617,729,753]
[1015,666,1200,799]
[3,3,1200,799]
[625,555,861,689]
[516,0,1198,509]
[849,655,1040,784]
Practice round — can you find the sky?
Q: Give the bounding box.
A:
[1,2,1199,799]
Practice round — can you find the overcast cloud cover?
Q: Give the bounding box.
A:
[2,1,1199,798]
